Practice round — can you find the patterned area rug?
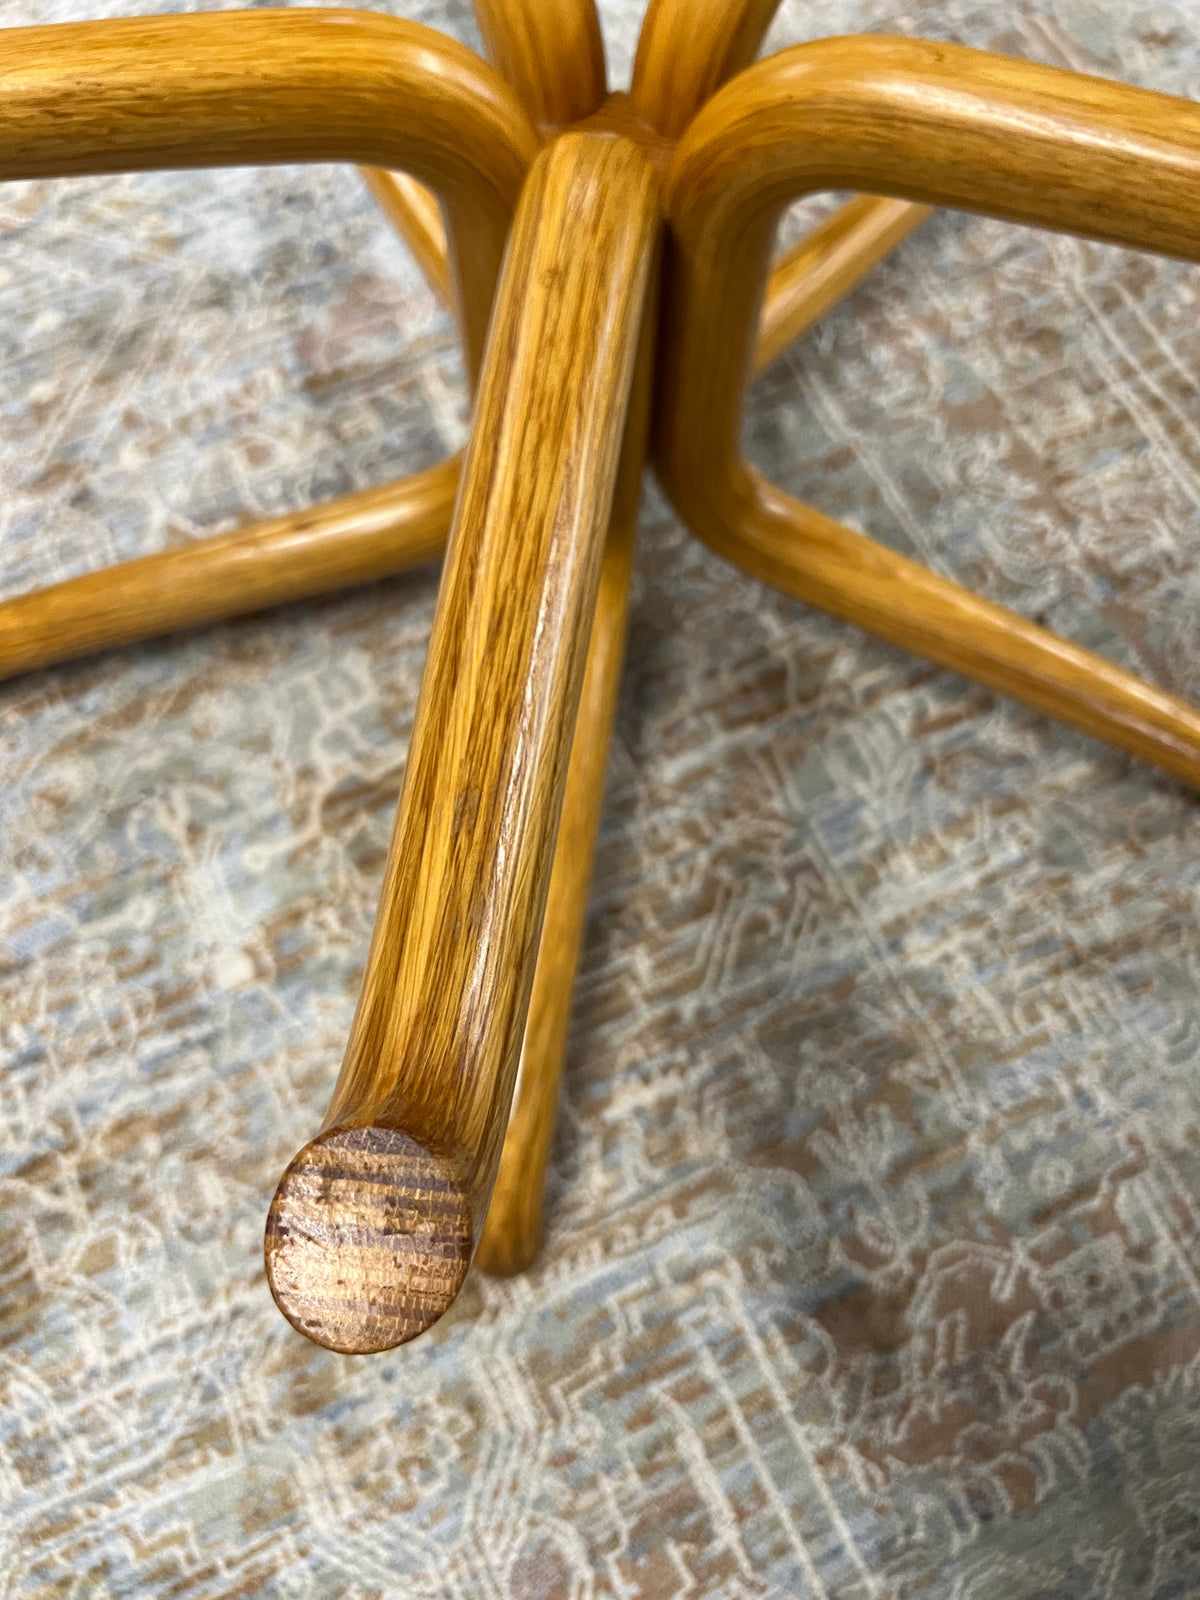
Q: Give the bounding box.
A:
[4,1,1200,1595]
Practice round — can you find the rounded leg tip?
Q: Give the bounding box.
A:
[264,1126,472,1354]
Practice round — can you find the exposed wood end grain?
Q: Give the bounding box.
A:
[264,1127,472,1354]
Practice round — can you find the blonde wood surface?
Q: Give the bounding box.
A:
[359,148,927,389]
[472,525,636,1277]
[630,0,780,138]
[475,259,658,1279]
[265,133,660,1353]
[657,34,1200,785]
[0,169,927,690]
[472,0,605,127]
[0,8,537,382]
[11,7,1200,1352]
[0,460,458,681]
[630,1,930,373]
[754,195,931,373]
[359,168,454,307]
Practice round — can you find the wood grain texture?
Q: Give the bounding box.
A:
[0,161,925,687]
[0,7,538,381]
[266,1129,472,1357]
[359,169,454,307]
[472,0,605,127]
[0,459,457,681]
[754,196,931,373]
[266,132,660,1352]
[630,0,781,138]
[475,270,658,1279]
[472,523,636,1277]
[657,34,1200,785]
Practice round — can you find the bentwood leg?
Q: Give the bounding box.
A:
[0,461,458,680]
[0,194,925,682]
[471,0,606,126]
[0,11,535,383]
[658,34,1200,787]
[630,0,780,138]
[264,133,660,1354]
[475,283,657,1277]
[0,9,535,676]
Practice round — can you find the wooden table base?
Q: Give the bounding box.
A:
[4,0,1200,1351]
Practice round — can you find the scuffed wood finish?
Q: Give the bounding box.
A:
[360,169,454,307]
[475,281,657,1279]
[657,34,1200,785]
[473,0,605,127]
[266,133,660,1353]
[0,8,538,381]
[755,196,931,373]
[0,459,457,681]
[630,0,780,138]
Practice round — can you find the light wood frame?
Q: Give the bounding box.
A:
[3,0,1200,1351]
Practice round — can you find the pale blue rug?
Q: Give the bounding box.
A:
[4,2,1200,1595]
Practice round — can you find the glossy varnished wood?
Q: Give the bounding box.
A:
[0,461,457,681]
[630,0,780,138]
[473,526,638,1276]
[630,0,933,375]
[266,133,660,1352]
[0,8,538,381]
[475,265,658,1278]
[10,4,1200,1350]
[657,34,1200,785]
[472,0,606,127]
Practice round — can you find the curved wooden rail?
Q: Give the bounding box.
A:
[0,185,927,685]
[0,461,457,681]
[0,8,538,382]
[658,35,1200,785]
[265,133,660,1353]
[630,0,930,372]
[475,264,656,1278]
[475,467,639,1277]
[473,0,606,127]
[630,0,780,138]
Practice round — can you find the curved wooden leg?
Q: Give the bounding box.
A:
[0,11,540,676]
[472,0,605,127]
[707,471,1200,786]
[264,133,660,1354]
[657,34,1200,785]
[0,11,538,384]
[0,460,458,681]
[474,279,655,1279]
[474,505,635,1277]
[630,3,930,375]
[631,0,781,137]
[358,169,926,398]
